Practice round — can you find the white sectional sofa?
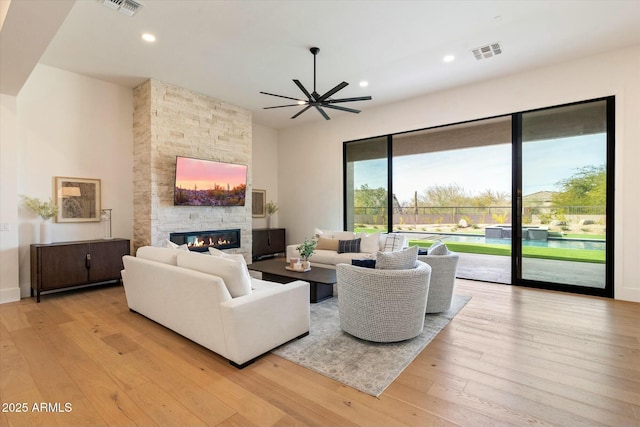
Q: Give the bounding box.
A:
[121,246,310,368]
[286,229,407,269]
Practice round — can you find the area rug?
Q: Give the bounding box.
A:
[272,294,471,397]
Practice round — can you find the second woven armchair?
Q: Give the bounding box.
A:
[336,261,432,342]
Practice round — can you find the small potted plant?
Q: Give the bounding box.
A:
[22,196,58,244]
[265,200,278,228]
[296,237,317,270]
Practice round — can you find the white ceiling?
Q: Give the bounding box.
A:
[4,0,640,129]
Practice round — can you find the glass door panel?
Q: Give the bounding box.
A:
[519,100,609,289]
[344,137,389,233]
[392,118,513,283]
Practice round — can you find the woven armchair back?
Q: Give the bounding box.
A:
[336,261,431,342]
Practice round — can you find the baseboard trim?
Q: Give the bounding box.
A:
[0,287,21,304]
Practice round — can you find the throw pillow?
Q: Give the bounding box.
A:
[383,233,406,252]
[208,247,251,281]
[338,238,361,254]
[165,239,189,251]
[357,231,381,253]
[428,240,449,255]
[177,252,251,298]
[136,246,179,265]
[376,245,418,270]
[333,231,356,240]
[351,259,376,269]
[314,228,328,239]
[208,246,224,256]
[316,237,340,251]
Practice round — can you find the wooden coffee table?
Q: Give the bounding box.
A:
[248,258,336,303]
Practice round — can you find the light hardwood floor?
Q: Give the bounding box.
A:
[1,280,638,427]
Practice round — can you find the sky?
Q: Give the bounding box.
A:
[175,156,247,190]
[354,133,607,204]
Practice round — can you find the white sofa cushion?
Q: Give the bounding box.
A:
[177,251,252,298]
[137,246,180,265]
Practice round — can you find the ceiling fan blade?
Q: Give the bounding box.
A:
[293,79,314,101]
[260,91,306,102]
[291,105,312,119]
[322,104,361,114]
[326,96,372,103]
[263,103,306,109]
[315,105,331,120]
[318,81,348,102]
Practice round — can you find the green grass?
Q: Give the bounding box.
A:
[409,240,605,264]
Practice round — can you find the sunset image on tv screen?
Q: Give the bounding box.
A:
[174,157,247,206]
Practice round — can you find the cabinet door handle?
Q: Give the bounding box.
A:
[86,254,91,269]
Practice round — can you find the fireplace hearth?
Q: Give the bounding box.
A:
[169,229,241,252]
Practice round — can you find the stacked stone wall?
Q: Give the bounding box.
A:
[133,80,252,259]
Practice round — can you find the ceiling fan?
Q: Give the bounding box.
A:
[260,47,372,120]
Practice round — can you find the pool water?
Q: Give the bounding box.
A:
[431,234,605,251]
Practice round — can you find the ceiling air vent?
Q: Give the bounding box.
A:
[102,0,143,17]
[472,42,502,60]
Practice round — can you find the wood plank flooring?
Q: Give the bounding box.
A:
[1,280,638,426]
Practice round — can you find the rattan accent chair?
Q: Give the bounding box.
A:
[336,261,432,342]
[418,252,459,313]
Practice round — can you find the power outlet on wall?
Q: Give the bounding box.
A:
[0,223,10,231]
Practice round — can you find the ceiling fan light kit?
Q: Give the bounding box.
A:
[261,47,372,120]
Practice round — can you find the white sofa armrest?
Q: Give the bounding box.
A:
[219,280,310,365]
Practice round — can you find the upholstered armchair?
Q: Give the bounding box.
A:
[418,252,459,313]
[336,261,432,342]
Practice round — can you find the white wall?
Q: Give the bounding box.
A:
[0,94,20,303]
[14,65,134,299]
[277,45,640,302]
[252,122,280,230]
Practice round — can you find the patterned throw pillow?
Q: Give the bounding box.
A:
[338,238,361,254]
[376,245,418,270]
[383,234,406,252]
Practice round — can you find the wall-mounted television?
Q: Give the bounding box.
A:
[174,156,248,206]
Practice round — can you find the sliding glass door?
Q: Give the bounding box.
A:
[343,97,614,297]
[515,98,613,295]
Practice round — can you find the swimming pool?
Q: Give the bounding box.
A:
[422,234,606,251]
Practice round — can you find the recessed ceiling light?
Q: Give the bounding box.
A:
[297,100,306,105]
[443,55,455,63]
[142,33,156,42]
[359,81,369,87]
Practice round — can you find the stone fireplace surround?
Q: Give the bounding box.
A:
[133,79,252,259]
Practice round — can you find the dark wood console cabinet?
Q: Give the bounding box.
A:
[252,228,285,260]
[30,238,130,302]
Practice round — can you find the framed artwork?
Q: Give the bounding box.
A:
[252,189,266,217]
[55,177,101,223]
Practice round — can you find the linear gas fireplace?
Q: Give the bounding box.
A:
[169,229,241,252]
